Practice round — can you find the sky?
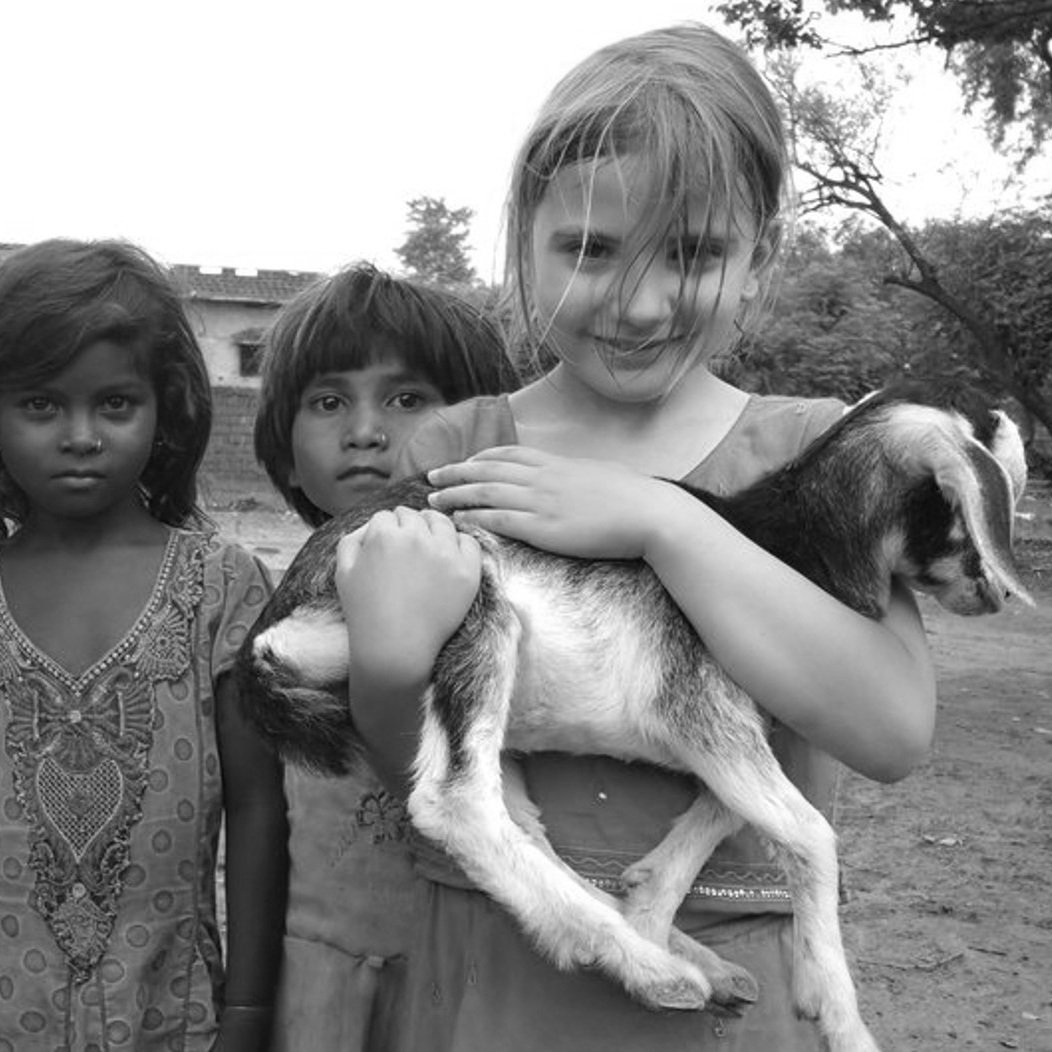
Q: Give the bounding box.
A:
[1,0,1046,282]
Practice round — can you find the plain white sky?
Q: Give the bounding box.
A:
[1,0,1045,280]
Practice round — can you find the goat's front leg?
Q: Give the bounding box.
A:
[501,757,757,1014]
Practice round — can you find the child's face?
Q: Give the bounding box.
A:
[0,339,158,525]
[529,154,763,403]
[288,350,446,516]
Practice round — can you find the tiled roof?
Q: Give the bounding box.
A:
[172,265,322,305]
[0,243,321,306]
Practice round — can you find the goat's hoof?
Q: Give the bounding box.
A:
[791,970,823,1022]
[665,930,757,1015]
[709,967,759,1014]
[644,977,710,1012]
[793,1003,820,1023]
[631,952,713,1012]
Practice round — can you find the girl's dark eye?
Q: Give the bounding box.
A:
[557,234,614,263]
[21,396,55,415]
[311,394,344,413]
[388,391,432,411]
[578,235,613,261]
[671,239,724,270]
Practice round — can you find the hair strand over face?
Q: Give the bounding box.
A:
[501,22,788,376]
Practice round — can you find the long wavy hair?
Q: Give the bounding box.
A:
[0,238,212,535]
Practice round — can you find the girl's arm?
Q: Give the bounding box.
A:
[213,673,289,1052]
[336,506,482,797]
[428,447,936,783]
[640,486,935,782]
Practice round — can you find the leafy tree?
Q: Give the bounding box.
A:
[726,213,1052,473]
[717,0,1052,156]
[724,225,920,398]
[764,53,1052,447]
[900,213,1052,441]
[394,197,478,288]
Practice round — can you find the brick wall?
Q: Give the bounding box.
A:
[199,386,283,510]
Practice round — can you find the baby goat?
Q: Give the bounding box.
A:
[240,389,1031,1052]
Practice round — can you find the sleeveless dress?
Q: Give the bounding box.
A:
[394,392,847,1052]
[0,531,270,1051]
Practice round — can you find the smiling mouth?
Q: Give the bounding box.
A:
[595,336,689,358]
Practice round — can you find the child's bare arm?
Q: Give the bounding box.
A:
[642,487,936,782]
[429,446,936,783]
[336,506,481,796]
[214,673,289,1052]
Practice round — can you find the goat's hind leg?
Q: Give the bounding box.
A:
[620,792,759,1012]
[410,617,715,1012]
[672,699,880,1052]
[502,757,755,1014]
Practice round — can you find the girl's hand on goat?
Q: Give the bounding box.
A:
[335,506,483,795]
[427,447,686,560]
[336,507,482,690]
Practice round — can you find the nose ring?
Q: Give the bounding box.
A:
[89,439,103,454]
[375,430,389,449]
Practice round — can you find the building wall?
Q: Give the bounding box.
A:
[184,299,277,387]
[198,386,283,509]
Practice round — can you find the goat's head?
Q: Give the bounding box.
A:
[859,396,1032,615]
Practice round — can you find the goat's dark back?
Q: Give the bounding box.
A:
[693,387,1019,617]
[695,394,924,617]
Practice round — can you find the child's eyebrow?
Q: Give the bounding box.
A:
[548,224,618,246]
[299,373,351,395]
[98,375,154,392]
[308,369,438,387]
[8,374,151,396]
[546,222,593,237]
[382,369,440,385]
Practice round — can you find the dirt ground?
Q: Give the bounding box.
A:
[213,483,1052,1051]
[841,525,1052,1052]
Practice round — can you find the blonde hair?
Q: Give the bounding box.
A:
[503,22,788,375]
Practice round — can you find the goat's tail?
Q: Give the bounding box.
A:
[236,600,363,776]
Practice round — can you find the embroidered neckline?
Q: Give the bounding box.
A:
[0,530,181,694]
[0,530,209,983]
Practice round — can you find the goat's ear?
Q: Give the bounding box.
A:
[883,404,1033,607]
[987,409,1028,505]
[931,436,1034,608]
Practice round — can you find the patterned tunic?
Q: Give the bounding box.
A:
[0,531,270,1051]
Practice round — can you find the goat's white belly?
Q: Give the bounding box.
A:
[499,575,673,766]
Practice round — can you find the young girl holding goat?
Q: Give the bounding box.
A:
[253,262,517,1052]
[335,23,936,1051]
[0,239,287,1051]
